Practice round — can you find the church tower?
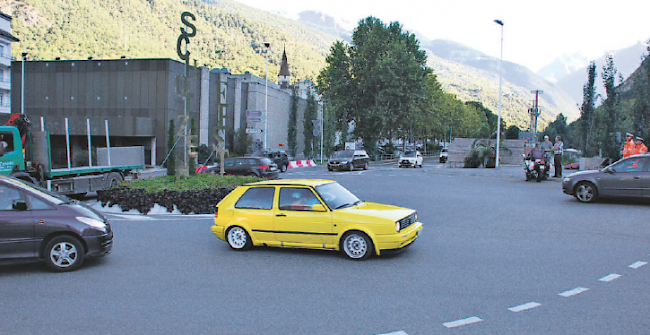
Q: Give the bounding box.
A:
[278,46,291,89]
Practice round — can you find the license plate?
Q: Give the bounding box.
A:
[331,164,338,167]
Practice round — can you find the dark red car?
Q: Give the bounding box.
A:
[0,176,113,271]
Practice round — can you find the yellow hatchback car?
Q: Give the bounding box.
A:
[211,179,423,259]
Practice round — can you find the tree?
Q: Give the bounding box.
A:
[165,119,176,177]
[633,42,650,142]
[505,125,520,139]
[232,127,252,156]
[322,100,336,158]
[579,61,597,155]
[303,91,317,158]
[188,117,196,175]
[287,85,299,158]
[599,54,621,159]
[317,17,430,154]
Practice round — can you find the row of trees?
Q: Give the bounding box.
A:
[570,41,650,159]
[315,17,509,156]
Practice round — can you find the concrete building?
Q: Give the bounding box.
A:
[0,12,19,114]
[9,56,312,168]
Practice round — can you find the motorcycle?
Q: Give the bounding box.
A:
[523,154,549,182]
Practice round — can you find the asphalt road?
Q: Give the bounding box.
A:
[1,159,649,334]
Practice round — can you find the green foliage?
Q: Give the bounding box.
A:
[577,62,597,155]
[287,85,299,158]
[197,144,214,165]
[322,100,336,158]
[633,42,650,142]
[303,91,316,158]
[599,54,621,159]
[189,117,196,175]
[116,174,260,193]
[166,119,176,176]
[6,0,335,82]
[318,17,430,151]
[505,125,520,139]
[232,127,252,156]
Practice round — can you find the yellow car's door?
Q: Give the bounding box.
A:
[273,187,334,246]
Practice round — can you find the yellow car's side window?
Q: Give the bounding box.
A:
[235,187,275,210]
[278,188,321,211]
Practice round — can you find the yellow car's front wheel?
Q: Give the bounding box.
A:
[227,226,252,250]
[341,231,374,260]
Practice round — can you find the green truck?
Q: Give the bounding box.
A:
[0,114,161,195]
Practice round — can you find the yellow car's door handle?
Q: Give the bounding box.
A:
[276,214,286,217]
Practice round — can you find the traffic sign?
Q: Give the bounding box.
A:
[246,128,262,134]
[246,117,263,123]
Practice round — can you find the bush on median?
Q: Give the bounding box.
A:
[97,174,264,215]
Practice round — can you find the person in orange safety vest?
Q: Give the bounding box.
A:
[634,137,647,155]
[622,132,636,158]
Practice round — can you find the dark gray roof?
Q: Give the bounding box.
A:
[278,47,290,77]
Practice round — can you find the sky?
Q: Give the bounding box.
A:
[233,0,649,72]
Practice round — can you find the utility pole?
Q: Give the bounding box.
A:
[529,90,543,142]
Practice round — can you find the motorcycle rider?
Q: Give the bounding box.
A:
[528,143,546,182]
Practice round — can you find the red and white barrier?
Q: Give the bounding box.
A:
[288,160,317,168]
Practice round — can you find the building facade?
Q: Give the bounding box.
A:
[0,12,19,114]
[9,57,311,167]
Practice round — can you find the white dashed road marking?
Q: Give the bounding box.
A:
[599,273,622,282]
[508,302,541,312]
[628,261,647,269]
[559,287,590,297]
[443,316,483,328]
[375,331,408,335]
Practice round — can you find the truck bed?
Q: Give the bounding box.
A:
[50,164,144,177]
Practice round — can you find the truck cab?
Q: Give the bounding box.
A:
[0,127,25,176]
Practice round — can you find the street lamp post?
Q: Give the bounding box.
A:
[264,42,270,149]
[494,19,504,168]
[21,52,27,114]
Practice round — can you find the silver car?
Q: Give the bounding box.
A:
[562,154,650,203]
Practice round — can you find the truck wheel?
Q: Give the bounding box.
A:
[280,164,287,172]
[107,172,123,188]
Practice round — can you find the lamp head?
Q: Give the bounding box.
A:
[494,19,504,26]
[264,42,270,48]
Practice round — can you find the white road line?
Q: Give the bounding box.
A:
[629,261,648,269]
[443,316,483,328]
[559,287,590,297]
[375,331,408,335]
[508,302,541,312]
[599,273,622,282]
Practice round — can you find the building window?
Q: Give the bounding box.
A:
[0,45,4,58]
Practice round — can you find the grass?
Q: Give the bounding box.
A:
[117,174,264,193]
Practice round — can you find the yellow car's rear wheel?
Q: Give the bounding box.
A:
[341,231,373,260]
[226,226,252,250]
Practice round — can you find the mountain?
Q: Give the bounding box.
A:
[2,0,336,82]
[296,10,351,43]
[555,42,648,105]
[537,52,590,83]
[3,0,577,130]
[424,39,580,128]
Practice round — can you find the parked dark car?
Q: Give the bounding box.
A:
[199,157,279,178]
[0,175,113,271]
[562,154,650,203]
[328,150,370,171]
[253,149,289,172]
